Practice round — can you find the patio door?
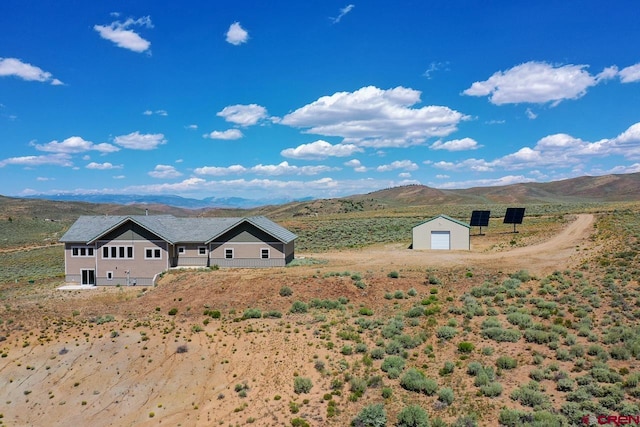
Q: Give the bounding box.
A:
[81,269,95,285]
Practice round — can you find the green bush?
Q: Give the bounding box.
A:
[435,326,457,340]
[388,271,399,279]
[439,361,455,376]
[458,342,475,353]
[290,301,308,313]
[405,306,424,318]
[279,286,293,297]
[396,404,429,427]
[290,418,310,427]
[496,356,518,370]
[168,308,178,316]
[352,403,387,427]
[400,368,438,395]
[359,307,374,316]
[480,382,503,397]
[293,377,313,394]
[438,387,454,405]
[381,356,405,376]
[242,308,262,319]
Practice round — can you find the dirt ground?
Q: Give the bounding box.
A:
[0,214,600,426]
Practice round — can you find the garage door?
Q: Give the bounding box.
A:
[431,231,450,250]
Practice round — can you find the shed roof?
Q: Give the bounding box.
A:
[413,214,470,229]
[60,215,297,244]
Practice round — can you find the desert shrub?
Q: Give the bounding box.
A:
[293,377,313,394]
[467,361,483,376]
[451,415,478,427]
[496,356,517,370]
[481,327,522,342]
[290,418,310,427]
[438,387,454,405]
[524,329,556,344]
[242,308,262,319]
[388,271,399,279]
[405,306,424,318]
[480,382,503,397]
[279,286,293,297]
[499,409,565,427]
[168,308,178,316]
[396,404,429,427]
[439,361,455,376]
[290,301,308,313]
[557,378,576,392]
[482,346,494,356]
[610,346,631,360]
[342,345,353,355]
[359,307,374,316]
[381,356,405,378]
[94,314,115,324]
[590,367,622,383]
[510,270,532,282]
[350,377,368,397]
[204,309,221,318]
[458,342,475,353]
[506,312,533,329]
[510,382,550,408]
[400,368,437,395]
[381,387,393,398]
[371,348,385,359]
[355,343,368,353]
[381,317,404,339]
[435,326,457,341]
[396,334,423,349]
[407,287,417,296]
[263,310,282,318]
[352,403,386,427]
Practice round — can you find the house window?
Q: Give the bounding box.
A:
[106,271,113,281]
[225,248,234,259]
[145,248,162,259]
[102,245,134,259]
[72,246,94,257]
[178,246,185,254]
[261,248,269,259]
[198,246,207,256]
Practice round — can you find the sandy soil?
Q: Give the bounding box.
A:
[0,214,601,426]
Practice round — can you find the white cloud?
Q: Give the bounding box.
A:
[619,63,640,83]
[94,16,153,53]
[344,159,368,172]
[194,161,336,177]
[0,153,72,168]
[185,124,198,130]
[463,61,603,105]
[430,137,480,151]
[423,61,449,79]
[281,86,469,147]
[203,129,244,140]
[281,140,363,160]
[435,175,536,189]
[86,162,122,170]
[0,57,63,85]
[217,104,267,126]
[114,132,166,150]
[34,136,119,154]
[226,22,249,45]
[525,108,538,120]
[148,164,182,179]
[143,109,167,116]
[376,160,418,172]
[331,4,355,24]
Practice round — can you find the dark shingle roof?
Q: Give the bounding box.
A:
[60,215,297,244]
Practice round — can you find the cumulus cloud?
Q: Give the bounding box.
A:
[217,104,267,126]
[33,136,119,154]
[148,164,182,179]
[344,159,368,172]
[619,63,640,83]
[376,160,418,172]
[194,161,336,177]
[0,57,63,85]
[463,61,606,105]
[94,16,153,53]
[430,137,480,151]
[226,22,249,45]
[86,162,122,170]
[281,86,469,147]
[203,129,244,140]
[113,132,166,150]
[435,175,536,189]
[331,4,355,23]
[0,153,72,168]
[281,140,363,160]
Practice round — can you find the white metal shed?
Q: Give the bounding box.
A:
[412,214,470,250]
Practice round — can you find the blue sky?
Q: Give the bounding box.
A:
[1,1,640,201]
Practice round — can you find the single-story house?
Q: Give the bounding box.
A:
[412,214,470,250]
[59,215,297,286]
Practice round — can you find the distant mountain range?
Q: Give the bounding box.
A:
[23,193,313,209]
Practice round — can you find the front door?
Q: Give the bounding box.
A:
[81,269,96,285]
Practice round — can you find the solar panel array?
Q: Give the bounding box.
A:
[470,210,491,227]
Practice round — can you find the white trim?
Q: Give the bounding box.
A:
[224,248,234,259]
[102,245,134,259]
[71,246,95,257]
[106,271,113,281]
[198,246,207,256]
[178,246,186,254]
[260,248,270,259]
[144,247,162,259]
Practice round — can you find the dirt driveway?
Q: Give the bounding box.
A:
[304,214,596,276]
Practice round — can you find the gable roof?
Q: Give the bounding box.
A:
[413,214,470,229]
[60,215,297,244]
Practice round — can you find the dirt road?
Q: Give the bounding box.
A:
[308,214,596,276]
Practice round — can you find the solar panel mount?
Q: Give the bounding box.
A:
[503,207,526,233]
